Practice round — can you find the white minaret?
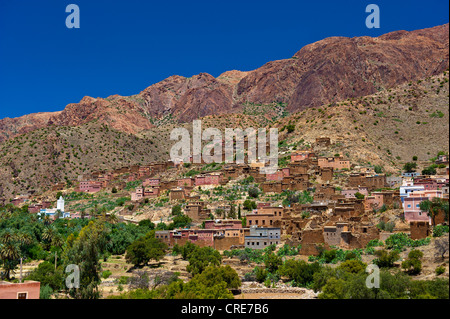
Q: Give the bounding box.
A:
[57,196,65,212]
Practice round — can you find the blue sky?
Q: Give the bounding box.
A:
[0,0,448,119]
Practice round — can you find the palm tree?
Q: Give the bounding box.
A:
[0,242,20,280]
[42,226,56,250]
[109,213,118,224]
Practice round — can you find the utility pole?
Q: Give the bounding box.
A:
[19,257,23,283]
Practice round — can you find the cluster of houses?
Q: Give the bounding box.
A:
[3,136,449,253]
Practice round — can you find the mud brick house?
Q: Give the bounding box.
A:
[194,173,223,186]
[169,188,186,201]
[297,202,331,215]
[436,154,449,165]
[204,219,242,230]
[11,197,26,206]
[318,156,351,170]
[299,227,329,256]
[348,173,387,191]
[332,198,365,218]
[341,187,369,199]
[245,227,281,249]
[131,187,144,202]
[262,181,282,193]
[323,221,379,249]
[143,178,160,187]
[285,178,310,191]
[28,204,43,214]
[144,187,160,198]
[177,178,195,187]
[314,185,337,201]
[414,177,449,191]
[79,181,103,193]
[155,219,247,250]
[246,206,284,227]
[223,166,240,180]
[290,150,315,162]
[127,173,138,182]
[319,167,333,182]
[257,202,271,209]
[185,201,211,221]
[150,162,169,174]
[51,182,66,191]
[410,221,430,240]
[0,281,40,299]
[370,191,401,209]
[288,162,309,175]
[315,137,331,147]
[160,180,178,192]
[266,170,285,181]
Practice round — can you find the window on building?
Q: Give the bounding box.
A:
[17,293,27,299]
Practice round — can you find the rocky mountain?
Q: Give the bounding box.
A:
[0,24,448,143]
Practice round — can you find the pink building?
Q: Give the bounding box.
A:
[177,178,194,187]
[144,187,160,198]
[79,181,103,193]
[403,190,443,223]
[318,157,351,170]
[143,178,160,187]
[0,281,40,299]
[195,174,222,186]
[204,219,242,230]
[341,187,369,199]
[195,175,206,186]
[290,151,313,162]
[266,170,284,181]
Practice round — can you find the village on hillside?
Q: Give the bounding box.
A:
[2,136,448,299]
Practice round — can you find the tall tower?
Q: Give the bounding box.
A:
[57,196,65,212]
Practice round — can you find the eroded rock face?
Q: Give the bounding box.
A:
[284,23,449,111]
[0,24,448,142]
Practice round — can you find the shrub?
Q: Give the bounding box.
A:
[435,265,446,276]
[433,225,449,237]
[286,124,295,133]
[402,249,423,275]
[102,270,112,279]
[373,249,400,268]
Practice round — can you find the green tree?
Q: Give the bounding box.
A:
[264,252,283,273]
[422,166,437,176]
[62,220,109,299]
[402,249,423,275]
[354,192,365,200]
[373,249,400,268]
[125,232,168,267]
[248,187,260,198]
[186,246,222,275]
[171,205,182,216]
[243,200,256,211]
[403,162,417,173]
[420,197,449,225]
